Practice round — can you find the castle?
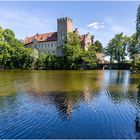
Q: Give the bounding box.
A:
[24,17,104,63]
[24,17,94,56]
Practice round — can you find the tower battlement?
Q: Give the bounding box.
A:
[57,17,74,47]
[57,17,73,23]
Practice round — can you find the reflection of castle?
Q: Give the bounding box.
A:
[82,87,91,102]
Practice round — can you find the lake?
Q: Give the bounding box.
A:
[0,70,140,139]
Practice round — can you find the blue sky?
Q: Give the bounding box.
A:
[0,1,139,47]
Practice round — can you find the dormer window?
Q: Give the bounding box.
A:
[32,39,37,44]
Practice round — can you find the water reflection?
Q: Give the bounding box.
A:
[135,83,140,137]
[0,70,140,138]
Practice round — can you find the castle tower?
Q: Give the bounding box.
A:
[57,17,74,47]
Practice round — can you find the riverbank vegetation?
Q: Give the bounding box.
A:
[0,28,103,70]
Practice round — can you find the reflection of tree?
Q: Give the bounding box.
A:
[107,90,124,104]
[29,91,82,119]
[107,70,126,84]
[116,71,124,84]
[81,87,91,102]
[53,93,73,119]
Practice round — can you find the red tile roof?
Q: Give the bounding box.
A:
[24,32,86,46]
[24,32,57,45]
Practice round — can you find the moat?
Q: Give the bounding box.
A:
[0,70,140,139]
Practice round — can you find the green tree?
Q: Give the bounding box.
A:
[127,33,139,62]
[3,29,15,42]
[105,33,128,64]
[94,40,103,53]
[30,49,38,68]
[0,27,3,41]
[136,4,140,56]
[0,42,14,69]
[136,4,140,35]
[131,4,140,72]
[82,46,97,68]
[65,32,80,46]
[105,38,116,63]
[36,52,47,69]
[63,32,83,69]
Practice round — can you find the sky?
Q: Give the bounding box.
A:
[0,1,139,47]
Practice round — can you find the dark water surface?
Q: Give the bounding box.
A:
[0,70,140,139]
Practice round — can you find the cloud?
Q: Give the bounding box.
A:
[87,22,104,29]
[0,9,56,39]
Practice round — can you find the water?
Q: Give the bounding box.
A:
[0,70,140,139]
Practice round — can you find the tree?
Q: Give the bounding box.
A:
[0,27,3,41]
[136,4,140,55]
[105,38,116,63]
[0,26,39,69]
[0,42,14,69]
[131,58,140,72]
[82,46,97,68]
[94,40,103,53]
[65,32,80,46]
[130,4,140,72]
[63,32,83,69]
[105,33,128,64]
[136,4,140,35]
[3,29,15,42]
[30,49,38,68]
[127,33,139,62]
[36,52,47,69]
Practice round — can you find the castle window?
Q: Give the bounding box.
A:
[35,44,37,48]
[48,44,50,47]
[51,43,53,47]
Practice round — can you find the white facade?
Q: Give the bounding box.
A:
[26,41,58,55]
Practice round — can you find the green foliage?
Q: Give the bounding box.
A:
[136,4,140,34]
[63,32,83,69]
[129,4,140,72]
[127,33,139,62]
[105,33,128,64]
[131,58,140,72]
[0,27,37,69]
[63,32,97,69]
[82,46,97,68]
[65,32,80,46]
[0,42,14,67]
[36,52,47,69]
[94,40,103,53]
